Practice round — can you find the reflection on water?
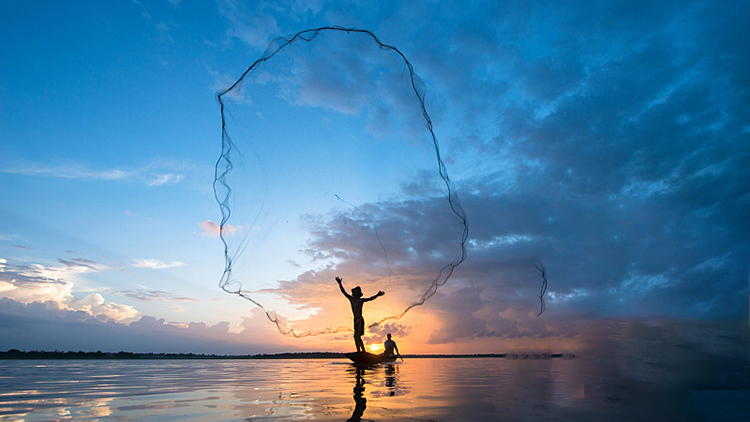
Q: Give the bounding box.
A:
[347,367,367,422]
[0,336,747,421]
[345,363,402,421]
[384,363,397,395]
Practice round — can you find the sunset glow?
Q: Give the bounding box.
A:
[369,344,384,354]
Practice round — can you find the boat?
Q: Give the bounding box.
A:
[345,351,397,365]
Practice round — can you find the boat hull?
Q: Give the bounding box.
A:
[345,351,397,365]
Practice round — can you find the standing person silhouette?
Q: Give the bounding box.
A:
[336,276,384,352]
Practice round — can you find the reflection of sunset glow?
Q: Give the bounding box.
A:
[4,347,736,420]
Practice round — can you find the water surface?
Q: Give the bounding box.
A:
[0,355,746,421]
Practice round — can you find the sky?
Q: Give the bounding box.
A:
[1,0,748,355]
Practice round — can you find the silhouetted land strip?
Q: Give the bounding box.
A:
[1,350,574,360]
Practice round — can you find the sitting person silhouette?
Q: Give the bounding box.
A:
[383,333,402,360]
[336,276,384,352]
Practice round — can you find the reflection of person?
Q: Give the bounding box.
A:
[384,363,397,396]
[336,276,384,352]
[347,367,367,422]
[383,333,402,360]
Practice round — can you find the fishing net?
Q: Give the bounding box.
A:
[214,27,469,337]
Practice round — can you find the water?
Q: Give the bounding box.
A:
[0,356,746,421]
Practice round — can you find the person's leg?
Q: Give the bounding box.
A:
[355,335,364,352]
[354,317,365,352]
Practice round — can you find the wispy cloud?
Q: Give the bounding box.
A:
[57,258,97,271]
[0,234,26,242]
[132,0,179,44]
[207,65,253,103]
[131,259,185,270]
[198,220,238,237]
[0,161,189,187]
[0,163,128,180]
[217,0,279,50]
[147,173,184,186]
[110,289,196,303]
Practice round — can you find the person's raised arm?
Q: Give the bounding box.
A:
[336,277,351,299]
[364,290,385,302]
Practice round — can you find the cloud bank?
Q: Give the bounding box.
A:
[0,298,291,354]
[214,0,749,345]
[0,258,137,322]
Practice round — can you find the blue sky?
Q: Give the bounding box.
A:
[1,0,748,354]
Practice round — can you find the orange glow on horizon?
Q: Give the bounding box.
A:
[368,344,383,353]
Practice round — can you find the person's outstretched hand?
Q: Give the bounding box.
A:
[336,276,342,284]
[377,291,385,296]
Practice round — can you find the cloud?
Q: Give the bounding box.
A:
[252,165,747,341]
[0,161,188,187]
[367,322,409,344]
[58,258,97,271]
[132,0,179,44]
[111,289,196,303]
[0,163,128,180]
[230,28,431,141]
[147,173,184,186]
[69,293,139,322]
[131,259,185,270]
[199,220,220,236]
[207,65,253,104]
[217,0,280,50]
[0,298,295,354]
[205,0,749,349]
[0,258,137,322]
[198,220,238,237]
[0,234,26,242]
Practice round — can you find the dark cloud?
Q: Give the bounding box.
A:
[217,0,748,345]
[407,1,749,323]
[368,322,409,344]
[271,153,746,338]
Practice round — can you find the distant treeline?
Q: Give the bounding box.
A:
[0,350,343,360]
[0,349,574,360]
